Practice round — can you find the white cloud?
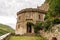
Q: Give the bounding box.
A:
[0,16,16,29]
[0,0,45,29]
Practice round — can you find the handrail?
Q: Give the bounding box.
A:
[0,33,11,40]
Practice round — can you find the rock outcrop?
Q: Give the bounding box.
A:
[40,24,60,40]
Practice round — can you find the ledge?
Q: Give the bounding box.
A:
[17,8,46,15]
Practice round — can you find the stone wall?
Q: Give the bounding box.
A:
[0,33,11,40]
[37,3,49,11]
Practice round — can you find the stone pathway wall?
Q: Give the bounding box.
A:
[0,33,11,40]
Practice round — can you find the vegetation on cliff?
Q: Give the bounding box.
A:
[31,0,60,33]
[44,0,60,31]
[45,0,60,19]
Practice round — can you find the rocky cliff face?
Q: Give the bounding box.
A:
[40,24,60,40]
[39,0,60,40]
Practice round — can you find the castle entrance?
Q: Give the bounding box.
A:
[27,22,32,33]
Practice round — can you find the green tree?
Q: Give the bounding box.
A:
[45,0,60,25]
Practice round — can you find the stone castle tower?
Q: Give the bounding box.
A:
[15,3,49,35]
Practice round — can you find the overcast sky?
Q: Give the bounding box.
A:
[0,0,45,29]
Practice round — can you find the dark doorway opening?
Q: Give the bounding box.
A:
[27,22,32,33]
[52,37,57,40]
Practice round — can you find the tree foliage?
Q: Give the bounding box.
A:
[33,22,43,33]
[46,0,60,18]
[45,0,60,25]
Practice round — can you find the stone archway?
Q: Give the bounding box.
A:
[27,24,32,33]
[26,22,32,33]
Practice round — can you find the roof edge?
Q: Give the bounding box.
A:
[17,8,46,15]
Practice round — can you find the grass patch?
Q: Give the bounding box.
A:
[9,36,47,40]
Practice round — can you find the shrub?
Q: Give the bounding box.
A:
[33,22,43,33]
[44,20,51,31]
[52,18,60,24]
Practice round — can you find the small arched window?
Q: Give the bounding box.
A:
[39,15,40,19]
[18,24,20,28]
[19,16,21,20]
